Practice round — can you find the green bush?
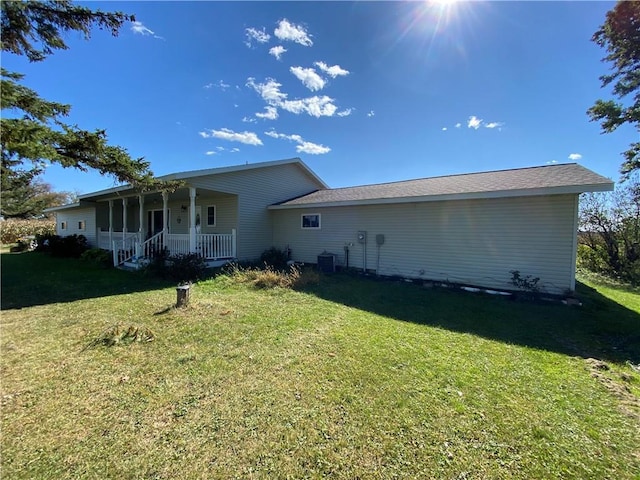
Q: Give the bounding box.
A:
[260,246,290,270]
[0,218,55,244]
[144,251,207,283]
[166,253,207,283]
[80,248,112,268]
[36,234,88,258]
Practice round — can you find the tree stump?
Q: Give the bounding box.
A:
[176,285,191,308]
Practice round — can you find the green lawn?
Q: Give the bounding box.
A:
[1,252,639,479]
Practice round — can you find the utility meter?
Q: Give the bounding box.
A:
[357,231,367,244]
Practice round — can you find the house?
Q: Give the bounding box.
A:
[49,158,613,294]
[47,158,327,267]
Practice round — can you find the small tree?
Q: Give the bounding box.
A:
[579,178,640,283]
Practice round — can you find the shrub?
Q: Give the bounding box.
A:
[37,234,88,258]
[227,264,319,290]
[260,247,290,270]
[166,253,207,283]
[0,218,55,244]
[80,248,112,268]
[510,270,541,300]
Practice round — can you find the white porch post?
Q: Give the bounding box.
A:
[136,194,145,258]
[231,228,237,258]
[162,191,169,251]
[189,187,196,253]
[122,198,128,241]
[108,200,113,250]
[109,200,116,266]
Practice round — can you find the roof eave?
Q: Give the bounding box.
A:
[268,183,614,210]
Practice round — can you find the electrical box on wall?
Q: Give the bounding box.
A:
[376,234,385,246]
[357,231,367,244]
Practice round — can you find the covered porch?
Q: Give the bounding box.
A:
[94,186,238,267]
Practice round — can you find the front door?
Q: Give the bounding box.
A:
[147,209,169,237]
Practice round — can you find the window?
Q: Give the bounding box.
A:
[60,221,67,230]
[78,221,85,231]
[206,205,216,226]
[301,213,321,229]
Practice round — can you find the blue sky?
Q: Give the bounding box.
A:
[3,0,633,194]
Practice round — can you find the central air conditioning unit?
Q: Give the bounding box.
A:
[317,252,336,273]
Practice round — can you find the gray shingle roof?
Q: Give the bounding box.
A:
[272,163,613,208]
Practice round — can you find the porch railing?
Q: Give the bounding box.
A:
[112,233,140,266]
[110,230,236,266]
[166,234,190,256]
[197,233,236,259]
[99,231,138,250]
[141,231,164,259]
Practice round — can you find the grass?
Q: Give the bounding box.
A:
[1,252,639,479]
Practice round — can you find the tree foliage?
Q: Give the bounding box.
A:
[588,1,640,178]
[0,1,179,209]
[578,179,640,284]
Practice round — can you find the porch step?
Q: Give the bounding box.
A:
[121,260,143,271]
[206,259,233,268]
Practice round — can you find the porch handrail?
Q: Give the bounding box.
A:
[100,231,138,251]
[141,231,165,259]
[112,233,139,266]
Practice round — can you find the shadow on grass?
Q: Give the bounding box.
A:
[302,272,640,365]
[1,252,174,310]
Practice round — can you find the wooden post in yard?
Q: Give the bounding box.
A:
[176,284,191,308]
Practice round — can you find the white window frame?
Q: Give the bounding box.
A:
[206,205,216,227]
[301,213,321,230]
[78,220,86,231]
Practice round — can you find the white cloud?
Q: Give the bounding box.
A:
[199,128,263,146]
[467,116,482,129]
[247,77,339,118]
[280,96,337,117]
[298,141,331,154]
[269,45,287,60]
[442,127,447,131]
[274,19,313,46]
[246,77,287,104]
[204,80,230,90]
[546,160,558,164]
[216,146,225,151]
[205,151,217,156]
[255,106,279,120]
[465,116,504,130]
[455,123,462,128]
[231,148,240,153]
[242,116,257,123]
[264,129,330,154]
[337,108,353,117]
[130,21,163,40]
[367,110,375,117]
[314,61,349,78]
[245,27,270,47]
[290,66,326,91]
[568,153,582,160]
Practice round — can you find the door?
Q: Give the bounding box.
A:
[147,209,169,236]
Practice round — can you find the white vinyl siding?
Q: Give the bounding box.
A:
[272,194,579,294]
[55,207,97,246]
[189,162,323,260]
